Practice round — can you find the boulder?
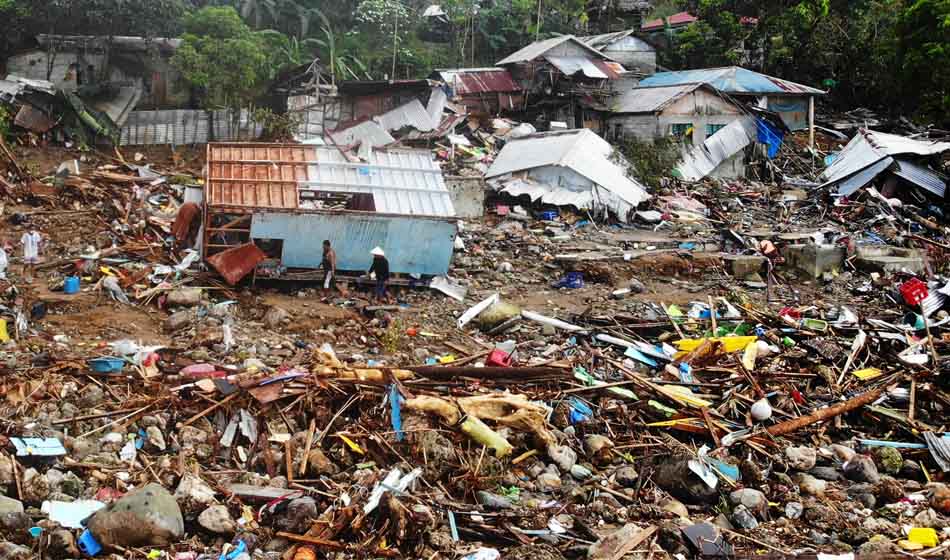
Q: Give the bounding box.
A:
[198,505,236,534]
[785,446,817,471]
[86,483,184,548]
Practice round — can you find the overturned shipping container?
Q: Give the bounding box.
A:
[203,143,457,283]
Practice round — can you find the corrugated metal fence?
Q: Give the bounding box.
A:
[120,109,264,146]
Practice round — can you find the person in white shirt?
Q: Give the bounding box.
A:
[0,241,8,280]
[20,227,43,282]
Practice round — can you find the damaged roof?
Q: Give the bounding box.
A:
[578,30,653,51]
[641,11,697,31]
[610,83,714,113]
[485,129,650,208]
[432,68,522,95]
[639,66,824,96]
[497,35,615,66]
[820,128,950,196]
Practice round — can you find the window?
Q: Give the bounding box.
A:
[670,123,693,138]
[707,123,726,137]
[613,123,623,140]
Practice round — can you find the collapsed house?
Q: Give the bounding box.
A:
[819,129,950,199]
[496,35,625,130]
[202,143,458,284]
[429,68,524,115]
[638,66,824,141]
[484,128,650,220]
[578,30,656,75]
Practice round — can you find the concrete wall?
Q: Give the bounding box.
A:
[445,176,486,218]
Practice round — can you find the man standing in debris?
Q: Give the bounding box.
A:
[368,247,390,302]
[20,226,43,282]
[321,240,337,297]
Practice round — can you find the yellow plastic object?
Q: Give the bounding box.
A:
[337,434,365,455]
[659,385,713,408]
[853,367,883,380]
[673,336,757,353]
[438,354,456,364]
[0,319,8,343]
[908,528,938,548]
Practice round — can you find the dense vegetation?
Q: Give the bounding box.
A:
[0,0,947,125]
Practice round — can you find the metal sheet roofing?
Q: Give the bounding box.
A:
[497,35,613,66]
[434,68,522,95]
[578,30,650,50]
[545,55,609,79]
[642,11,697,30]
[610,83,704,113]
[820,129,950,193]
[485,129,650,207]
[207,143,455,218]
[639,66,825,96]
[893,158,947,198]
[676,117,757,181]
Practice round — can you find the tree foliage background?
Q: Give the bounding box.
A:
[0,0,947,124]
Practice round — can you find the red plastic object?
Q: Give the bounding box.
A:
[779,307,801,320]
[900,278,929,306]
[485,349,513,367]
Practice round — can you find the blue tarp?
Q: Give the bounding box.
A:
[638,66,824,95]
[755,118,784,159]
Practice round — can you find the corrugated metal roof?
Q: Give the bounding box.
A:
[578,30,636,49]
[642,11,697,30]
[497,35,614,66]
[434,68,522,95]
[207,243,266,285]
[893,158,947,197]
[545,56,609,79]
[676,117,757,181]
[639,66,825,96]
[610,83,704,113]
[376,99,436,133]
[207,143,456,217]
[820,129,950,193]
[485,129,649,208]
[304,148,455,217]
[207,144,311,209]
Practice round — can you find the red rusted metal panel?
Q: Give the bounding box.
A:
[14,105,55,133]
[206,242,266,285]
[451,70,522,95]
[206,143,315,210]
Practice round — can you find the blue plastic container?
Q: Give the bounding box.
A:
[63,276,80,294]
[539,210,558,221]
[88,357,125,373]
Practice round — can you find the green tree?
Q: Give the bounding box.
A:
[898,0,950,125]
[171,6,270,108]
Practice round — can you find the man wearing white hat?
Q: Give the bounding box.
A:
[368,247,390,302]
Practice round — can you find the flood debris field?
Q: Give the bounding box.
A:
[0,131,948,560]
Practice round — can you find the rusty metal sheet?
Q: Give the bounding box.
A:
[15,104,55,133]
[206,242,266,285]
[437,68,522,95]
[207,144,315,209]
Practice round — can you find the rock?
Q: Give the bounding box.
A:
[785,446,817,470]
[930,483,950,514]
[48,529,79,558]
[146,426,166,451]
[536,472,562,492]
[547,444,577,473]
[276,497,317,533]
[731,504,758,529]
[0,512,31,544]
[306,449,339,476]
[729,488,767,517]
[653,456,719,504]
[914,508,941,529]
[872,446,903,475]
[829,444,856,463]
[857,535,901,556]
[873,476,904,503]
[166,288,203,306]
[174,473,217,512]
[78,385,105,408]
[583,435,614,461]
[21,468,49,504]
[785,502,803,520]
[0,456,15,485]
[588,523,647,560]
[794,473,827,497]
[0,496,24,515]
[570,464,592,479]
[0,542,31,559]
[86,483,184,548]
[198,505,236,534]
[476,491,514,510]
[264,306,291,327]
[659,497,689,519]
[627,278,646,293]
[178,426,208,446]
[614,466,639,488]
[60,472,83,498]
[843,455,880,483]
[809,466,844,481]
[164,311,193,332]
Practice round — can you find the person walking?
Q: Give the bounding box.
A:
[20,226,43,282]
[368,247,390,302]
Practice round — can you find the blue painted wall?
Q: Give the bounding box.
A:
[250,212,457,275]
